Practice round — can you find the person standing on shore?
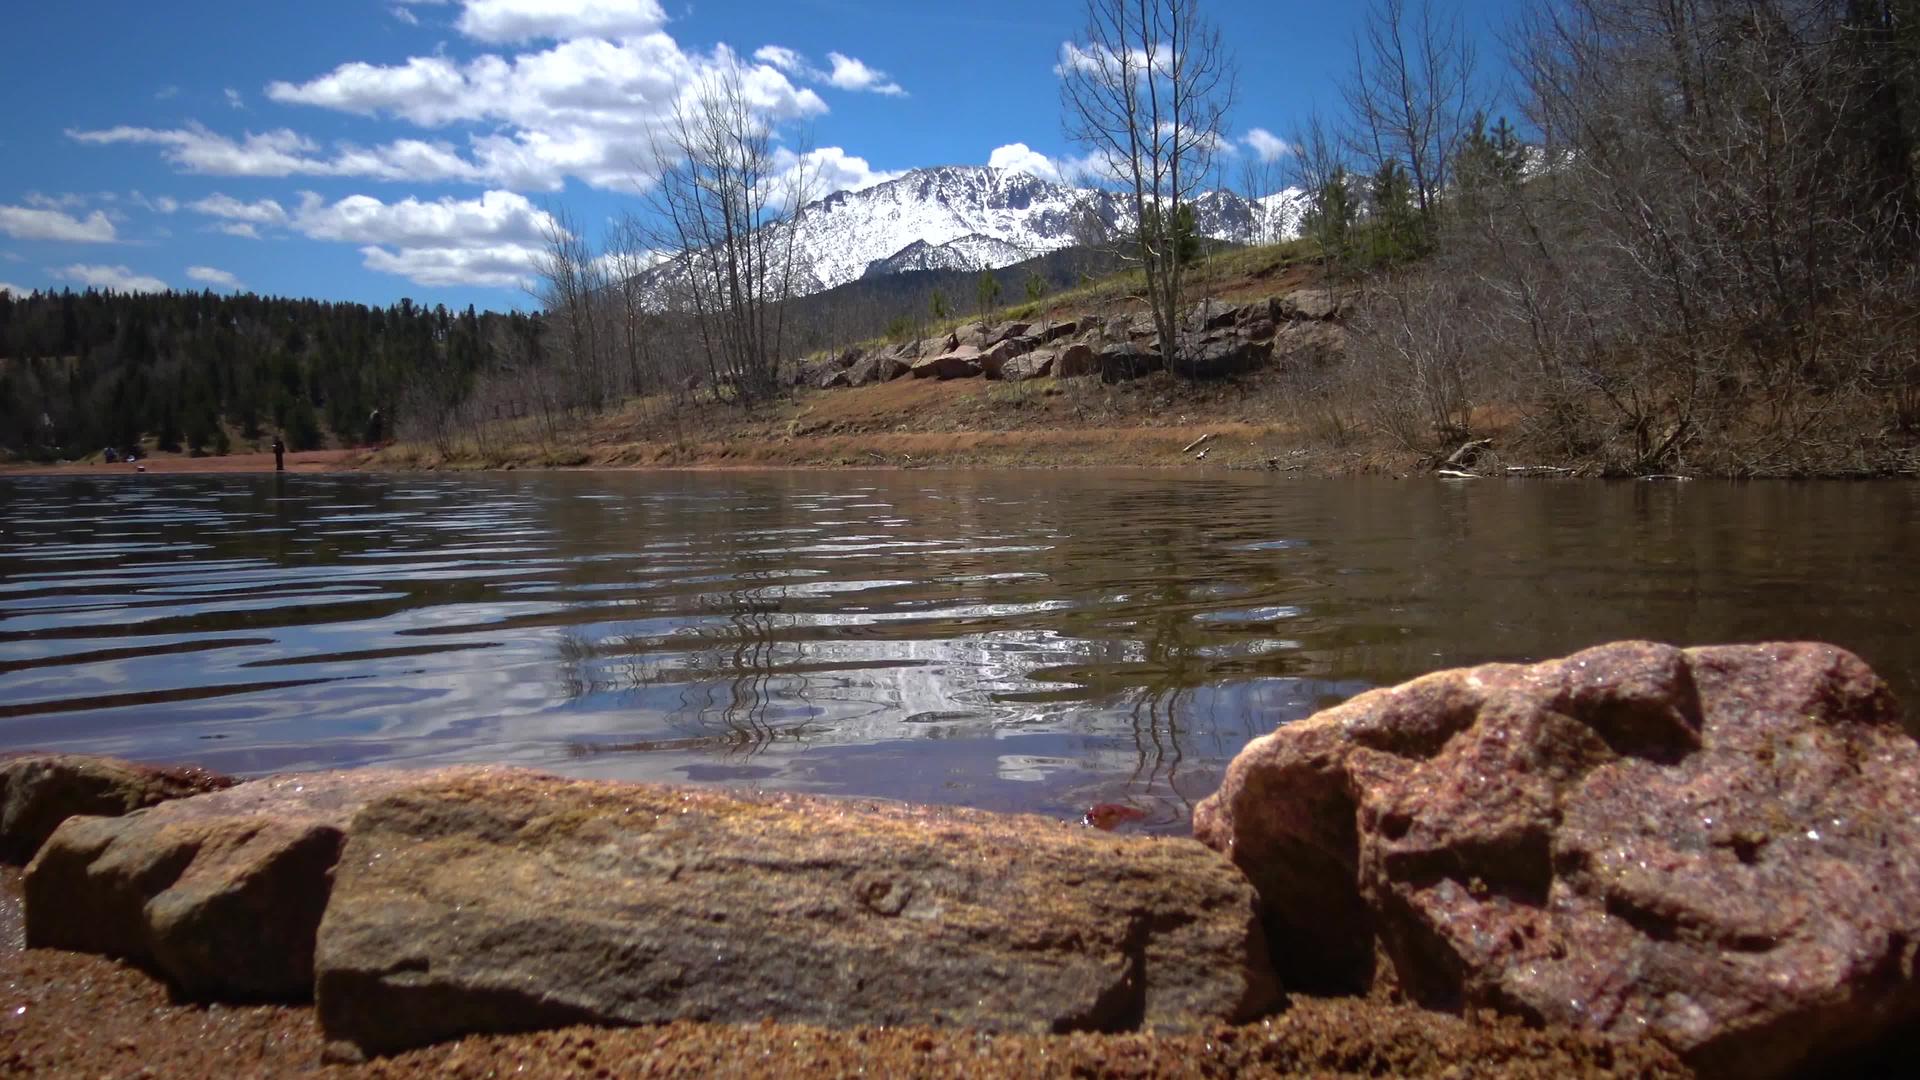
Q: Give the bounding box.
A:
[272,436,285,472]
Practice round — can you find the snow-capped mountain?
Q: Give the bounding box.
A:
[632,165,1306,301]
[787,166,1305,293]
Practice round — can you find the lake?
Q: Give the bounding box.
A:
[2,471,1915,833]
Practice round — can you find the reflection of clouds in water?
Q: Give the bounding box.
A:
[11,470,1909,830]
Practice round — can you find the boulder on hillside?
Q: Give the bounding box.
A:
[1194,641,1920,1079]
[24,767,516,1000]
[910,346,984,380]
[1099,342,1162,382]
[1,753,233,864]
[1271,320,1347,365]
[979,337,1039,380]
[1001,350,1055,382]
[815,366,852,390]
[1176,335,1272,379]
[1056,341,1098,379]
[1033,319,1080,344]
[316,774,1278,1058]
[986,321,1032,347]
[847,353,909,387]
[1273,288,1344,322]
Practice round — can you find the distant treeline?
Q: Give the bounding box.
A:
[0,288,539,460]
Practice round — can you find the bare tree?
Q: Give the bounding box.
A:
[1342,0,1481,234]
[1061,0,1236,376]
[530,206,609,413]
[645,60,817,405]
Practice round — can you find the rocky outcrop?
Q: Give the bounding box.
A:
[316,774,1277,1058]
[846,353,908,387]
[1056,341,1098,378]
[23,768,510,999]
[910,346,985,380]
[1273,287,1346,321]
[1099,342,1163,382]
[1194,641,1920,1079]
[0,754,232,864]
[1001,350,1055,382]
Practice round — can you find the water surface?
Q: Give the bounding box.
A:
[3,471,1915,832]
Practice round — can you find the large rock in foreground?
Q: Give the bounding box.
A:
[317,774,1277,1058]
[1,753,232,863]
[1194,641,1920,1078]
[24,767,510,998]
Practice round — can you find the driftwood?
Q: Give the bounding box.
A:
[1181,432,1216,454]
[1436,469,1479,479]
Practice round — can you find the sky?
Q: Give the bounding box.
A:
[0,0,1522,310]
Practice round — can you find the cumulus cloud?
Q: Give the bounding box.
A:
[57,264,169,293]
[777,146,902,199]
[1242,127,1291,163]
[0,281,35,297]
[287,189,561,288]
[217,223,263,240]
[824,52,904,96]
[753,45,804,74]
[987,143,1064,182]
[186,265,244,290]
[454,0,668,44]
[189,194,289,224]
[0,204,119,243]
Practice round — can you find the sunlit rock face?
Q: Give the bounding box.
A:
[315,772,1278,1058]
[1196,640,1920,1078]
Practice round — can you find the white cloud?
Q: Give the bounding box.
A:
[753,45,804,74]
[217,223,263,240]
[0,204,119,243]
[1242,128,1291,163]
[988,143,1064,183]
[391,5,421,26]
[186,265,244,290]
[57,264,168,293]
[189,194,290,227]
[824,52,904,96]
[776,146,903,199]
[71,124,489,186]
[0,281,36,297]
[225,87,246,110]
[130,191,180,214]
[1055,41,1156,78]
[288,189,561,288]
[454,0,669,44]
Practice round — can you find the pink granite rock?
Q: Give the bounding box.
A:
[1194,641,1920,1077]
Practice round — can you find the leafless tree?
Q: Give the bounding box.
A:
[1061,0,1236,376]
[530,206,611,413]
[645,60,817,405]
[1342,0,1481,230]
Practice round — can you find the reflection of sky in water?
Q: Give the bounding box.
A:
[3,471,1918,832]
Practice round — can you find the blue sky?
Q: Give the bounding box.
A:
[0,0,1521,310]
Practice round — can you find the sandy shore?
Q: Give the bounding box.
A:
[0,449,365,476]
[0,867,1685,1078]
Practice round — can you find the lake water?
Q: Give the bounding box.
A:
[2,471,1915,832]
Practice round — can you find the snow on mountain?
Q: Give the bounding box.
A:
[786,165,1305,294]
[636,165,1307,302]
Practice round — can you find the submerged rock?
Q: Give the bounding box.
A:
[23,767,512,999]
[0,753,232,864]
[317,774,1277,1058]
[1194,641,1920,1078]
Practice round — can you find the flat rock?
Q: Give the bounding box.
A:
[317,775,1277,1058]
[1,754,232,864]
[1194,641,1920,1078]
[24,767,512,999]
